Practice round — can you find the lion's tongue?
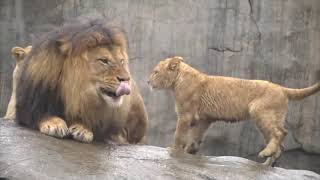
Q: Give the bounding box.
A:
[116,81,131,96]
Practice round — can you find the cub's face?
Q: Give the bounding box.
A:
[148,56,183,90]
[86,46,131,107]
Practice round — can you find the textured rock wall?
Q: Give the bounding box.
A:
[0,0,319,158]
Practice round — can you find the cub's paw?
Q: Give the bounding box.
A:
[262,157,276,166]
[258,146,277,158]
[258,146,281,158]
[39,117,69,138]
[69,124,93,143]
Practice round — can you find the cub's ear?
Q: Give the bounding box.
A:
[11,46,29,62]
[168,57,183,71]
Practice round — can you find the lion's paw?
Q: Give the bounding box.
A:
[39,117,69,138]
[69,124,93,143]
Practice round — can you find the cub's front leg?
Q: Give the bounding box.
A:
[173,114,194,150]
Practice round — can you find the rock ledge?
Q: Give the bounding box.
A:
[1,120,319,180]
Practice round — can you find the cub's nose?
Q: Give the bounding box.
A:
[117,75,130,82]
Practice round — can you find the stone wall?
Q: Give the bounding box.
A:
[0,0,319,157]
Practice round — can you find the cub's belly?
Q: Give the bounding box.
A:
[201,104,249,123]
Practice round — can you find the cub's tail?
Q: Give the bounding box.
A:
[282,70,320,100]
[282,83,320,100]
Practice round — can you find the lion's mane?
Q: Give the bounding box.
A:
[16,19,147,143]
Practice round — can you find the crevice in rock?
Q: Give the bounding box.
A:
[248,0,262,41]
[209,47,243,53]
[129,56,143,61]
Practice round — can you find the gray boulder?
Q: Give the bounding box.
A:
[1,119,319,180]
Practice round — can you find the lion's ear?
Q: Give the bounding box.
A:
[168,57,183,71]
[56,38,72,56]
[11,47,28,62]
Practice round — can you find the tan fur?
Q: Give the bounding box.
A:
[4,46,32,120]
[148,56,320,166]
[17,21,147,144]
[69,123,94,143]
[35,46,147,143]
[39,116,69,138]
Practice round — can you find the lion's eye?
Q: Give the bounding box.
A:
[154,70,159,75]
[98,58,110,66]
[120,59,125,65]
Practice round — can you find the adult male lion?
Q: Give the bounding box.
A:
[16,19,148,144]
[4,45,32,120]
[148,56,320,166]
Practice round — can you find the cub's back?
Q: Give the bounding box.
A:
[199,75,270,120]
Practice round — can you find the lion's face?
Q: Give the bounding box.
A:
[148,56,183,90]
[86,46,131,107]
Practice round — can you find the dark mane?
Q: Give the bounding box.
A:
[31,19,127,57]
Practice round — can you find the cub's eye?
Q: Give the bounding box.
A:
[98,58,110,65]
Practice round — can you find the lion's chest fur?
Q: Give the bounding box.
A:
[81,95,131,138]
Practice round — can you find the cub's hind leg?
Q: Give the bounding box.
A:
[249,96,288,166]
[39,116,69,138]
[253,112,288,166]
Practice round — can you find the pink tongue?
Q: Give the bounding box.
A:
[116,81,131,96]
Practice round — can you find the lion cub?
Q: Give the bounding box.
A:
[4,46,32,120]
[148,56,320,166]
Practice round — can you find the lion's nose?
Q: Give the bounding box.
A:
[147,80,150,84]
[117,75,130,82]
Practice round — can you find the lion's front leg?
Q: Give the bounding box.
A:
[125,101,148,144]
[39,116,69,138]
[69,123,93,143]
